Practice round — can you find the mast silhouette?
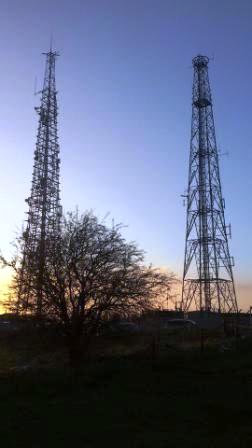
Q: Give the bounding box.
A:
[182,55,238,313]
[18,49,61,315]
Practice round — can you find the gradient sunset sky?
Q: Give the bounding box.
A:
[0,0,251,310]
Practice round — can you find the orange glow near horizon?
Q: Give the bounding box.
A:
[0,266,251,314]
[0,268,13,314]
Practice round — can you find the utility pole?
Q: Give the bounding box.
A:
[18,48,61,316]
[182,55,238,313]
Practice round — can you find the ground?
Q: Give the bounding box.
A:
[0,320,252,448]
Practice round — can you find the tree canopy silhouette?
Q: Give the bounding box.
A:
[1,210,176,364]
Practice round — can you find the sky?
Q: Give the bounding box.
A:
[0,0,251,311]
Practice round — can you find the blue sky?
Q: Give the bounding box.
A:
[0,0,251,309]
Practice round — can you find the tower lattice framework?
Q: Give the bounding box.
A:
[182,55,238,313]
[18,49,61,314]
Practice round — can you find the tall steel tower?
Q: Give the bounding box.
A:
[182,55,238,313]
[18,49,61,315]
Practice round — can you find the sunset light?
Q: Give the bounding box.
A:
[0,268,12,314]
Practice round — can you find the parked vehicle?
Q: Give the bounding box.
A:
[163,318,197,330]
[99,320,140,335]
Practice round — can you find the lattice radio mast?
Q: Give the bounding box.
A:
[182,55,238,313]
[18,48,61,315]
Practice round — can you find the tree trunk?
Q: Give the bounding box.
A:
[68,334,83,368]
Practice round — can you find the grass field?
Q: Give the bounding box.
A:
[0,325,252,448]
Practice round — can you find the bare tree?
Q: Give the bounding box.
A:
[1,211,176,365]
